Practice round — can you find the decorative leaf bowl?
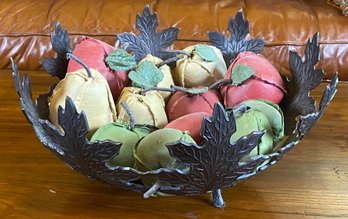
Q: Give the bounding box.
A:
[11,5,338,208]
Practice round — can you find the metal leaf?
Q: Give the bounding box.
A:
[245,38,266,54]
[117,5,179,62]
[228,11,249,42]
[298,73,338,136]
[117,33,149,62]
[11,59,38,125]
[136,5,158,36]
[281,33,325,134]
[40,22,72,79]
[36,84,56,120]
[208,11,265,66]
[159,27,180,49]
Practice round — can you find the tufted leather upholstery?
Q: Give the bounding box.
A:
[0,0,347,80]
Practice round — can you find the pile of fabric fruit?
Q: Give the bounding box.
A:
[47,8,287,189]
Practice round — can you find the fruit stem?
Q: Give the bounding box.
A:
[208,78,232,90]
[157,50,191,68]
[66,53,93,79]
[161,49,191,57]
[141,78,231,95]
[141,87,175,95]
[120,101,135,130]
[157,55,185,68]
[232,104,249,114]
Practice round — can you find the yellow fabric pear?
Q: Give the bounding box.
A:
[48,68,117,136]
[175,45,227,87]
[116,87,168,128]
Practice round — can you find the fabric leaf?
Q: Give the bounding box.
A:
[105,49,136,72]
[231,64,255,86]
[128,61,164,88]
[194,45,218,62]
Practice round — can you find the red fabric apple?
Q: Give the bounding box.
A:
[220,52,286,107]
[166,89,222,122]
[165,112,208,144]
[67,37,129,100]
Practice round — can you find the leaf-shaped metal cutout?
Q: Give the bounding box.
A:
[208,11,265,66]
[261,73,338,167]
[117,5,179,62]
[297,73,338,136]
[281,33,325,135]
[11,60,145,192]
[36,84,56,120]
[40,21,72,79]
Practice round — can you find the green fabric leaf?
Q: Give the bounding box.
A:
[231,64,255,86]
[105,49,136,72]
[194,44,218,62]
[128,61,164,88]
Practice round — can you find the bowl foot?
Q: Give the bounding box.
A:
[212,189,225,208]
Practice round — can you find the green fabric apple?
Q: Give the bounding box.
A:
[91,123,156,167]
[231,99,285,162]
[134,128,195,187]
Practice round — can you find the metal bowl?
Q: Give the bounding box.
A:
[11,5,338,208]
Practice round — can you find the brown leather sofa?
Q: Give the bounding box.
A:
[0,0,347,80]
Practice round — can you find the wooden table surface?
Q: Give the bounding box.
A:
[0,70,347,219]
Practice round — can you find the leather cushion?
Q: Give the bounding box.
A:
[0,0,347,80]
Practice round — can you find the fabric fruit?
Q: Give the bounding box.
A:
[134,128,195,187]
[221,51,286,107]
[116,87,168,128]
[174,45,227,87]
[91,123,155,167]
[67,37,129,100]
[230,99,285,162]
[48,68,117,136]
[166,88,222,122]
[165,112,208,144]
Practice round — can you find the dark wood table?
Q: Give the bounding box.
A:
[1,70,347,218]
